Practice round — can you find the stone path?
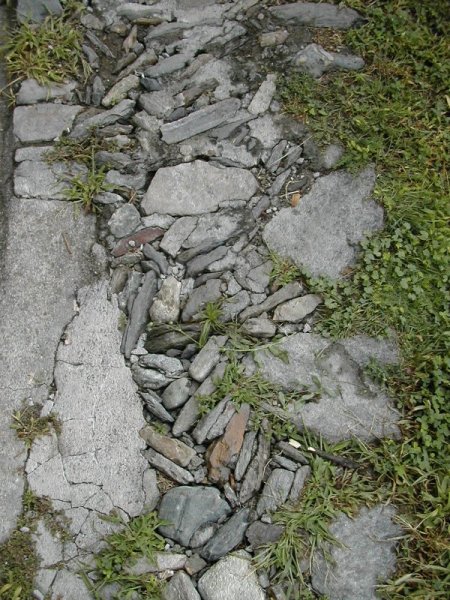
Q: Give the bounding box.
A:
[2,2,404,599]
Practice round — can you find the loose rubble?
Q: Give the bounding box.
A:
[7,1,403,599]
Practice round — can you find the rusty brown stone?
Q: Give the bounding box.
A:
[112,227,165,257]
[140,425,196,467]
[207,404,250,485]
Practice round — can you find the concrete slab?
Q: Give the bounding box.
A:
[0,199,97,543]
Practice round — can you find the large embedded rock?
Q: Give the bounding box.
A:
[249,333,400,443]
[311,505,402,600]
[142,160,259,216]
[17,0,63,23]
[198,552,265,600]
[263,168,383,279]
[270,2,361,29]
[295,43,365,78]
[13,104,82,143]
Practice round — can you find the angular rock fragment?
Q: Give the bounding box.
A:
[140,425,196,467]
[201,508,252,562]
[289,466,311,502]
[14,104,82,143]
[273,294,322,322]
[182,279,222,322]
[158,486,231,547]
[163,571,200,600]
[256,468,294,515]
[70,99,135,138]
[111,227,165,257]
[240,282,303,321]
[172,397,200,437]
[294,44,364,78]
[102,74,140,107]
[248,74,277,115]
[16,78,76,105]
[121,271,158,358]
[140,391,174,423]
[189,335,228,382]
[143,448,194,485]
[142,160,258,216]
[149,277,182,324]
[198,552,265,600]
[160,98,241,144]
[234,430,257,482]
[246,521,285,549]
[263,168,383,279]
[270,2,361,29]
[239,428,271,504]
[108,204,141,238]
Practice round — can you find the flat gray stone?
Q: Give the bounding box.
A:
[182,278,222,322]
[257,468,294,515]
[145,54,189,78]
[162,377,191,410]
[163,571,200,600]
[248,74,277,115]
[140,391,175,423]
[140,425,196,467]
[143,448,194,485]
[102,74,140,108]
[160,98,241,144]
[234,430,257,481]
[70,99,135,138]
[142,160,258,216]
[17,0,62,23]
[240,430,271,504]
[270,2,361,29]
[220,290,251,321]
[295,43,365,78]
[201,508,252,562]
[121,271,158,359]
[158,486,231,547]
[172,396,200,437]
[140,90,176,119]
[198,552,265,600]
[246,521,285,549]
[13,104,82,143]
[16,79,77,105]
[189,335,228,382]
[160,216,198,257]
[240,282,303,321]
[289,466,311,502]
[273,294,322,322]
[0,199,97,543]
[311,505,402,600]
[107,204,141,238]
[139,354,184,378]
[241,316,276,338]
[250,333,400,442]
[263,168,383,279]
[126,552,187,576]
[133,366,174,390]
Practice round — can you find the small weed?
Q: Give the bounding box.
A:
[11,404,60,448]
[198,300,225,348]
[82,512,167,599]
[62,150,111,213]
[3,3,90,86]
[46,132,117,165]
[269,251,301,289]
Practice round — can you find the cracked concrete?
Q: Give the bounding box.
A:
[26,281,156,597]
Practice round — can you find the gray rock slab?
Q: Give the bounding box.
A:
[182,278,222,322]
[13,103,82,143]
[162,377,191,410]
[16,78,77,105]
[141,391,175,423]
[160,98,241,144]
[17,0,62,23]
[192,398,229,445]
[241,316,276,338]
[256,469,294,515]
[201,508,252,561]
[311,505,402,600]
[133,365,174,390]
[158,486,231,547]
[0,199,97,543]
[163,571,200,600]
[240,282,303,321]
[248,74,277,115]
[140,90,176,119]
[172,396,200,437]
[14,160,86,199]
[198,552,265,600]
[160,216,198,257]
[289,466,311,502]
[189,335,228,382]
[234,430,257,481]
[295,43,365,78]
[246,521,285,549]
[142,160,258,216]
[139,354,184,378]
[26,281,151,549]
[143,448,194,484]
[126,552,187,576]
[263,168,383,279]
[107,203,141,238]
[121,271,158,358]
[270,2,361,29]
[70,99,135,138]
[140,425,196,467]
[102,74,140,108]
[220,290,251,321]
[251,333,400,442]
[273,294,322,322]
[240,430,271,504]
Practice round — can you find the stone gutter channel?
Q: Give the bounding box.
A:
[1,1,404,599]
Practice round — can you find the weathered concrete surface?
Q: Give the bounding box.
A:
[0,200,97,543]
[26,281,156,597]
[311,505,402,600]
[263,168,383,279]
[249,333,400,442]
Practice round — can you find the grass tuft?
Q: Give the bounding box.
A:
[11,404,60,448]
